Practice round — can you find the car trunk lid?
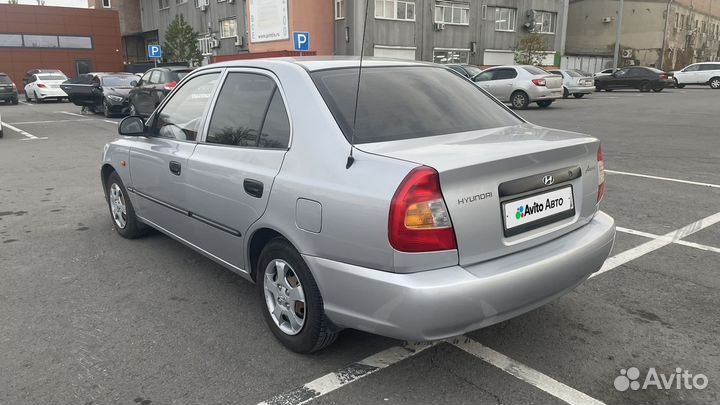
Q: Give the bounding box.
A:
[360,123,602,266]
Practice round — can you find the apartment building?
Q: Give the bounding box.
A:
[88,0,148,63]
[566,0,720,71]
[334,0,569,66]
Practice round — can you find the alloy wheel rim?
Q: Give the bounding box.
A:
[109,183,127,229]
[712,79,720,89]
[513,94,525,108]
[263,259,306,335]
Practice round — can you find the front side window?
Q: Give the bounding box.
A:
[311,66,521,144]
[220,18,238,38]
[102,75,136,87]
[683,64,700,72]
[375,0,415,21]
[435,2,469,25]
[473,70,494,82]
[533,11,556,34]
[141,71,152,84]
[495,7,516,31]
[149,70,162,84]
[206,73,290,148]
[152,73,220,141]
[335,0,345,19]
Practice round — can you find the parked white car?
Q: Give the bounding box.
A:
[672,62,720,89]
[548,69,595,98]
[24,72,69,102]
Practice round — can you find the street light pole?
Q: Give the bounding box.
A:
[613,0,625,69]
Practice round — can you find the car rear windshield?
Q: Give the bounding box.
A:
[38,74,67,81]
[102,75,136,87]
[565,70,585,78]
[522,66,549,75]
[310,66,521,144]
[0,75,12,84]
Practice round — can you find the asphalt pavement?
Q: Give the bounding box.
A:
[0,88,718,405]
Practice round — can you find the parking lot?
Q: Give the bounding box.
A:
[1,88,718,405]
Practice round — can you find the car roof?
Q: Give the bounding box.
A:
[195,56,433,73]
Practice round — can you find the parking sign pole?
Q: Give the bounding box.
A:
[612,0,624,70]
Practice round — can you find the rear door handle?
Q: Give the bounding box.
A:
[169,161,181,176]
[243,179,264,198]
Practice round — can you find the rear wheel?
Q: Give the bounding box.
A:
[106,171,147,239]
[710,77,720,89]
[258,238,338,353]
[11,97,18,105]
[24,91,30,102]
[562,87,570,99]
[573,93,585,98]
[510,91,530,110]
[536,100,553,108]
[34,91,43,103]
[639,81,651,92]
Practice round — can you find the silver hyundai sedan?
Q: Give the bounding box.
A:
[101,58,615,353]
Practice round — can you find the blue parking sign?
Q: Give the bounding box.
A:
[148,44,162,59]
[293,32,310,52]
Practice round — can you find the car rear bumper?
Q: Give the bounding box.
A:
[566,85,595,94]
[306,211,615,341]
[527,86,563,101]
[0,91,18,100]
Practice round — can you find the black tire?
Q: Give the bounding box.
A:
[674,79,685,88]
[103,100,113,118]
[510,91,530,110]
[24,92,30,102]
[106,171,148,239]
[257,237,339,353]
[34,91,43,103]
[606,88,613,92]
[562,87,570,99]
[573,93,585,98]
[710,77,720,89]
[11,97,18,105]
[595,85,603,92]
[536,100,553,108]
[639,81,651,92]
[652,87,663,92]
[0,129,3,138]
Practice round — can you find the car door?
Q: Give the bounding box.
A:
[127,71,222,238]
[679,64,700,84]
[487,68,517,101]
[698,64,719,84]
[183,69,291,270]
[608,68,630,88]
[130,70,153,115]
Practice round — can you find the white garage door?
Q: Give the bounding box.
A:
[483,50,515,66]
[373,46,416,60]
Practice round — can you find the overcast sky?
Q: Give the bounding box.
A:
[0,0,87,7]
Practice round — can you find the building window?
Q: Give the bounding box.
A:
[58,36,93,49]
[23,35,59,48]
[375,0,415,21]
[220,18,238,38]
[159,0,169,10]
[198,36,212,55]
[0,34,23,47]
[176,0,187,4]
[435,2,469,25]
[494,7,516,31]
[533,11,556,34]
[102,0,111,7]
[335,0,345,19]
[433,48,470,64]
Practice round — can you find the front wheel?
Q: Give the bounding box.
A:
[24,91,30,102]
[103,101,113,118]
[573,93,585,98]
[258,238,338,353]
[652,87,663,92]
[510,91,530,110]
[11,97,18,105]
[710,77,720,89]
[106,172,147,239]
[536,100,553,108]
[674,79,685,89]
[562,87,570,99]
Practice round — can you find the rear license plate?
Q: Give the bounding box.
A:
[502,186,575,236]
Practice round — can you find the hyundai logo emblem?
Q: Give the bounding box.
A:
[542,175,555,186]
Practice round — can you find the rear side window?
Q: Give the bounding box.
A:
[700,64,720,71]
[311,66,521,144]
[206,73,290,149]
[171,70,192,81]
[0,75,11,84]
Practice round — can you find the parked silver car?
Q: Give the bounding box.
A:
[472,65,563,109]
[548,69,595,98]
[101,58,615,353]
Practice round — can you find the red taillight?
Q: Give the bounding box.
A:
[389,166,457,253]
[660,74,668,80]
[532,78,546,86]
[597,145,605,202]
[163,81,177,91]
[36,83,47,88]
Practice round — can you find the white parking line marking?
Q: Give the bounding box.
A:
[19,101,32,106]
[102,120,119,125]
[8,119,93,125]
[1,122,48,140]
[451,337,606,405]
[590,212,720,278]
[616,226,720,254]
[606,169,720,189]
[59,111,86,118]
[256,342,437,405]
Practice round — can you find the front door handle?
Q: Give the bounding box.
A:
[169,160,181,176]
[243,179,264,198]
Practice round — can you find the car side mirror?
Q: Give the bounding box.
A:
[118,116,146,136]
[131,80,139,87]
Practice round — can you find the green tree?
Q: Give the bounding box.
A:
[514,33,547,66]
[163,14,203,66]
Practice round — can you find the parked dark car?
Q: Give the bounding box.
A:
[445,64,483,80]
[61,72,137,117]
[0,73,19,105]
[128,67,193,117]
[594,66,674,92]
